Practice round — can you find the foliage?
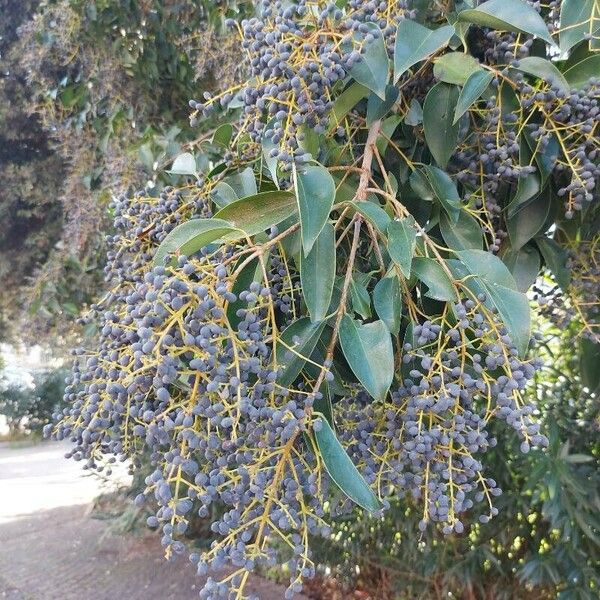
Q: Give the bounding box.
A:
[0,368,68,436]
[47,1,600,599]
[0,0,242,343]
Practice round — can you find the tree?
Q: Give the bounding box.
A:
[47,1,599,598]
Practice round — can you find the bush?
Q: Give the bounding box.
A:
[47,1,599,598]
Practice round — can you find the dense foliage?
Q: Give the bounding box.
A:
[42,0,600,598]
[0,368,68,436]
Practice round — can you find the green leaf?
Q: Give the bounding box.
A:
[412,257,458,302]
[366,85,399,125]
[563,55,600,90]
[373,275,403,334]
[153,218,239,266]
[454,249,531,355]
[313,384,335,430]
[328,82,369,134]
[422,165,461,223]
[294,164,336,255]
[423,82,460,168]
[226,256,263,328]
[301,223,336,323]
[440,210,483,250]
[375,114,403,156]
[349,273,372,319]
[276,318,326,387]
[454,70,493,123]
[405,98,424,126]
[514,57,569,93]
[433,52,482,85]
[579,337,600,392]
[348,201,392,234]
[559,0,600,53]
[211,181,238,209]
[339,315,394,402]
[502,244,541,292]
[536,237,571,290]
[212,123,233,147]
[507,193,550,251]
[393,21,455,83]
[168,152,197,176]
[458,0,554,45]
[225,167,257,199]
[349,29,389,99]
[313,417,382,513]
[506,136,541,217]
[387,218,417,278]
[214,191,297,236]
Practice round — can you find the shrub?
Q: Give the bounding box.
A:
[48,1,599,598]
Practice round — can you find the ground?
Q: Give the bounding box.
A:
[0,441,307,600]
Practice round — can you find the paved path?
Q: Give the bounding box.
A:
[0,442,305,600]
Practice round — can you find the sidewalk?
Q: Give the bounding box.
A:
[0,441,305,599]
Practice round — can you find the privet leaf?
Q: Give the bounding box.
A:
[348,201,391,234]
[301,223,336,323]
[422,165,461,223]
[458,0,554,45]
[276,318,326,387]
[507,194,550,251]
[559,0,600,53]
[168,152,197,176]
[328,83,369,134]
[373,275,403,334]
[214,191,297,236]
[563,55,600,90]
[294,164,336,255]
[433,52,482,85]
[423,83,460,168]
[440,210,483,250]
[366,85,399,125]
[387,218,417,278]
[455,250,531,356]
[394,21,455,83]
[349,29,389,99]
[502,244,541,293]
[153,218,239,266]
[514,57,569,93]
[339,315,394,402]
[536,237,571,290]
[412,257,458,302]
[454,70,493,124]
[313,417,382,513]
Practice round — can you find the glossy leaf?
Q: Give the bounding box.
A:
[366,85,399,125]
[433,52,482,85]
[503,244,541,292]
[373,275,403,334]
[422,165,461,223]
[455,249,531,355]
[211,181,238,209]
[313,416,382,513]
[214,191,297,236]
[328,83,369,134]
[153,218,239,266]
[514,57,569,93]
[440,210,483,250]
[394,20,455,83]
[349,29,389,99]
[276,318,326,387]
[294,164,336,256]
[563,55,600,90]
[301,223,336,323]
[225,167,257,199]
[559,0,600,53]
[348,201,391,234]
[412,257,458,302]
[536,237,571,290]
[387,218,417,278]
[168,152,197,176]
[579,337,600,392]
[507,193,550,251]
[339,315,394,402]
[423,82,460,168]
[458,0,554,45]
[349,275,372,319]
[454,70,494,123]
